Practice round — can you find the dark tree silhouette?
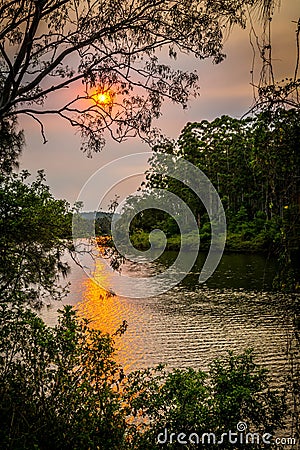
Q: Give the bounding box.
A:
[0,0,261,158]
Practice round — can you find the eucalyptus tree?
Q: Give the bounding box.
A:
[0,0,266,168]
[141,109,300,261]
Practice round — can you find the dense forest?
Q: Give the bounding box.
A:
[118,109,300,290]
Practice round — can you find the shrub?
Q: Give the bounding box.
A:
[0,306,287,450]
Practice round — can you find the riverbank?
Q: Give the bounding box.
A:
[129,230,274,253]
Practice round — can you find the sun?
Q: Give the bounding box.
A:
[96,92,109,104]
[91,90,114,106]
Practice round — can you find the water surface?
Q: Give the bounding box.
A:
[42,251,296,389]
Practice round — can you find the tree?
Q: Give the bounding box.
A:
[0,169,74,306]
[0,115,24,174]
[246,1,300,112]
[135,110,300,267]
[0,0,261,160]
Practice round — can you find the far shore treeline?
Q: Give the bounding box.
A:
[79,110,300,291]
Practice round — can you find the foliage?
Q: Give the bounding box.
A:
[125,110,300,288]
[123,349,286,449]
[0,305,127,450]
[0,0,261,153]
[174,110,300,228]
[0,304,287,450]
[0,170,73,306]
[0,117,24,174]
[257,78,300,111]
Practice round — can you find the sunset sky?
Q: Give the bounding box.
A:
[19,1,299,211]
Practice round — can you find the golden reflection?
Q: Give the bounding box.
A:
[76,259,142,372]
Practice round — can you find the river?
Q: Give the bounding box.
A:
[41,250,297,392]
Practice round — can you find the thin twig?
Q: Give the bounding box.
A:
[25,112,48,144]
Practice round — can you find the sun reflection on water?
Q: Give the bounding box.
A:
[76,259,145,372]
[72,255,294,387]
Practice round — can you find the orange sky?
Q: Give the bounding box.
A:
[19,1,299,210]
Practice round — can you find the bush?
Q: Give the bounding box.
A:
[0,305,126,450]
[0,306,287,449]
[123,350,286,449]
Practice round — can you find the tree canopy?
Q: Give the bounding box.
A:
[0,170,74,306]
[0,0,265,158]
[121,109,300,289]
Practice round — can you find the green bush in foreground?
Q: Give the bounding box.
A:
[0,305,287,450]
[0,305,126,450]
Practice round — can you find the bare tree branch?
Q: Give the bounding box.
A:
[25,112,48,144]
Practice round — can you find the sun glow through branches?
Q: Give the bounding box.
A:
[91,90,114,106]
